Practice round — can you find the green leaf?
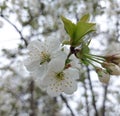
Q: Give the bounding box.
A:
[80,14,90,22]
[61,16,76,39]
[72,22,95,46]
[76,22,95,40]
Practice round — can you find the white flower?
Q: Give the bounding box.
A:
[95,67,110,84]
[24,38,66,78]
[41,58,79,97]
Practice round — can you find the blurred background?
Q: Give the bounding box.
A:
[0,0,120,116]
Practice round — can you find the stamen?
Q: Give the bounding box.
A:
[40,51,51,64]
[55,72,64,80]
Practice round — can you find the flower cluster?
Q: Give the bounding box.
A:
[24,38,79,97]
[24,14,120,96]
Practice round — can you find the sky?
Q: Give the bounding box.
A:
[0,17,20,52]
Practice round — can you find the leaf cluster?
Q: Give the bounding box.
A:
[61,14,95,47]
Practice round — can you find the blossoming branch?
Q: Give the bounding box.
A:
[24,14,120,97]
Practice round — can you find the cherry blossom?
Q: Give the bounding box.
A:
[24,38,66,78]
[41,57,79,96]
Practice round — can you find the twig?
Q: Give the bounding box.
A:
[86,66,98,116]
[102,84,108,116]
[83,81,90,116]
[0,14,28,46]
[60,94,75,116]
[29,80,36,116]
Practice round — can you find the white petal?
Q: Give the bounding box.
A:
[28,41,45,61]
[32,64,47,78]
[48,57,65,72]
[42,72,56,86]
[63,79,77,94]
[27,41,43,61]
[47,84,61,97]
[51,50,67,60]
[28,40,44,52]
[64,68,79,80]
[24,58,40,72]
[29,52,41,62]
[46,38,60,53]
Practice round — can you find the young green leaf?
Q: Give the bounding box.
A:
[80,14,90,22]
[71,22,95,46]
[61,16,76,39]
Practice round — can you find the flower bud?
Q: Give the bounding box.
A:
[95,67,110,84]
[102,62,120,75]
[105,53,120,64]
[112,54,120,64]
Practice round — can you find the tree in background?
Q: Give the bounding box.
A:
[0,0,120,116]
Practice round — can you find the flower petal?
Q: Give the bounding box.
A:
[42,74,55,86]
[32,64,47,78]
[48,57,66,72]
[47,84,61,97]
[51,50,67,59]
[64,68,79,80]
[63,79,77,94]
[46,38,60,53]
[24,58,40,72]
[28,40,44,52]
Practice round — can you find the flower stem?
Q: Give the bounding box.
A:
[86,53,105,61]
[85,54,103,64]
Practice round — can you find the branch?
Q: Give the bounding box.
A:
[29,80,36,116]
[0,14,28,46]
[102,84,108,116]
[83,81,90,116]
[86,66,98,116]
[60,94,75,116]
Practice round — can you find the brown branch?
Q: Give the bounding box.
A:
[60,94,75,116]
[102,84,108,116]
[29,80,36,116]
[0,14,28,46]
[83,81,90,116]
[86,66,98,116]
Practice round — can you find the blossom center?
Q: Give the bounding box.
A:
[40,51,51,64]
[55,72,64,80]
